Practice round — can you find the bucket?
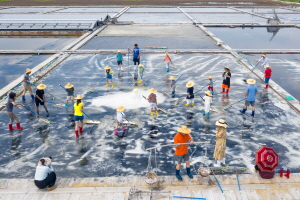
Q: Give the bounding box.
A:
[145,172,158,184]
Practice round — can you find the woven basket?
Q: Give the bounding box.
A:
[145,172,158,184]
[198,168,211,177]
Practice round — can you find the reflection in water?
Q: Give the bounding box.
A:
[76,137,89,166]
[221,94,229,107]
[10,130,22,157]
[202,118,211,134]
[37,125,50,145]
[186,107,194,127]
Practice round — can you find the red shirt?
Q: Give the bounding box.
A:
[265,68,272,78]
[174,133,192,155]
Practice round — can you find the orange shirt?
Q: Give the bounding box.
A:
[174,133,192,155]
[164,55,171,63]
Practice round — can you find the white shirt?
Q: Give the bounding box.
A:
[117,112,126,122]
[259,57,269,67]
[34,165,54,181]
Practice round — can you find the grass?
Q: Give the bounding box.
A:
[0,0,10,2]
[34,0,53,2]
[281,0,300,2]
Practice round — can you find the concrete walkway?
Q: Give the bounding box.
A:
[0,173,300,199]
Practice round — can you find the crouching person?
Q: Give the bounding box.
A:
[34,157,57,191]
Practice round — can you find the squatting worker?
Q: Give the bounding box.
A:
[22,68,35,101]
[240,79,259,117]
[174,126,194,180]
[34,156,57,191]
[128,44,140,70]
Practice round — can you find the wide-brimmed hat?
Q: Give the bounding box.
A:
[262,54,267,58]
[247,79,256,85]
[264,65,270,68]
[215,119,228,128]
[224,67,230,71]
[104,66,111,70]
[139,64,144,67]
[36,84,46,90]
[75,95,84,100]
[208,76,213,79]
[148,88,157,93]
[186,81,194,88]
[65,83,73,89]
[117,50,121,53]
[165,52,169,55]
[116,105,126,112]
[169,76,175,80]
[177,125,192,134]
[204,91,212,96]
[26,68,31,73]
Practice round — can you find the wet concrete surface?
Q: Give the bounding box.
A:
[0,54,299,178]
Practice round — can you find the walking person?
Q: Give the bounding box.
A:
[202,91,213,117]
[221,67,231,94]
[144,88,158,116]
[264,65,272,89]
[240,79,259,117]
[258,54,269,68]
[174,125,194,180]
[74,95,84,138]
[128,44,140,70]
[64,83,74,108]
[164,52,175,72]
[104,66,114,88]
[6,92,24,130]
[138,64,145,84]
[207,76,214,95]
[116,50,123,71]
[22,68,35,101]
[34,156,57,191]
[213,119,228,167]
[169,76,176,97]
[185,81,195,107]
[35,84,49,117]
[114,105,127,135]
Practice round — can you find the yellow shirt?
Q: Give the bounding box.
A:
[74,102,84,116]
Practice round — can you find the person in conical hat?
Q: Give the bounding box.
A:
[258,54,269,68]
[64,83,74,108]
[35,84,49,117]
[144,88,158,116]
[22,68,35,101]
[240,79,259,117]
[174,126,194,180]
[114,106,127,135]
[185,81,195,107]
[221,67,231,94]
[207,76,214,95]
[214,119,228,167]
[104,66,114,88]
[169,76,176,97]
[116,50,123,71]
[202,91,213,117]
[73,95,85,138]
[137,64,145,84]
[164,52,175,72]
[264,65,272,90]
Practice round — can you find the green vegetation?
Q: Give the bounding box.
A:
[0,0,10,2]
[281,0,300,2]
[34,0,53,2]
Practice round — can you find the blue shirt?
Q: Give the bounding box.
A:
[246,85,258,102]
[116,53,122,61]
[133,47,140,58]
[23,73,30,86]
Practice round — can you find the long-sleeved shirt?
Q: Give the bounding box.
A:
[258,57,269,67]
[117,112,126,122]
[34,165,54,181]
[208,80,213,87]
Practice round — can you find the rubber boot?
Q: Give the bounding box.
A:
[166,68,170,72]
[225,89,229,94]
[111,84,114,88]
[214,160,221,167]
[105,83,109,87]
[185,104,189,107]
[240,108,247,114]
[16,123,24,130]
[202,111,206,116]
[114,129,119,135]
[176,169,182,180]
[79,127,84,134]
[36,110,40,118]
[46,110,49,117]
[220,88,225,93]
[207,112,211,117]
[172,91,175,95]
[251,111,255,117]
[122,127,127,131]
[8,124,15,131]
[75,130,79,138]
[121,66,123,71]
[31,95,35,99]
[65,104,68,108]
[280,168,284,177]
[155,111,159,115]
[211,91,214,95]
[150,112,154,116]
[284,169,291,179]
[186,168,193,179]
[191,104,194,106]
[22,95,26,101]
[221,158,226,166]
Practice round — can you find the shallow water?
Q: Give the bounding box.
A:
[118,13,191,23]
[0,54,299,178]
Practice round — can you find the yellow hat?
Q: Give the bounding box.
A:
[165,52,169,55]
[186,81,194,88]
[116,105,126,112]
[75,95,84,100]
[204,91,212,96]
[169,76,175,80]
[117,50,121,53]
[264,65,270,68]
[36,84,47,90]
[262,54,267,58]
[148,88,157,93]
[247,79,256,85]
[104,66,111,70]
[26,68,31,73]
[208,76,213,79]
[224,67,230,71]
[215,119,228,128]
[139,64,144,67]
[65,83,74,89]
[177,126,191,134]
